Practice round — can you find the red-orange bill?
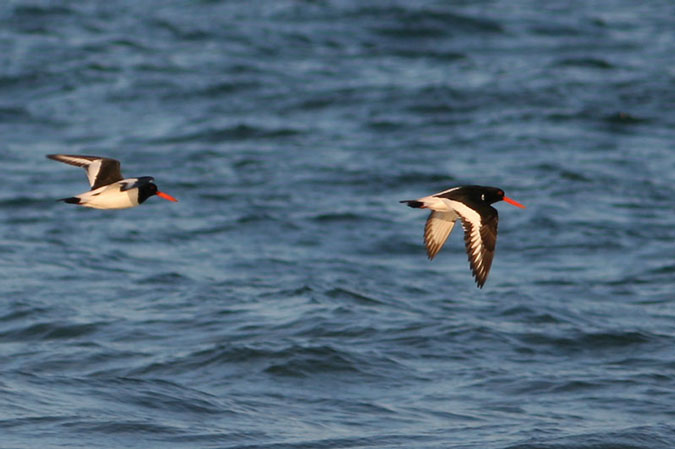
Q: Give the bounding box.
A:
[157,191,178,202]
[503,196,525,208]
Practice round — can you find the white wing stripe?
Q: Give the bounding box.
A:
[433,186,461,196]
[446,199,488,270]
[52,155,95,166]
[86,159,102,187]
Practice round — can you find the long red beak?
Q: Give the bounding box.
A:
[503,195,525,208]
[157,191,178,202]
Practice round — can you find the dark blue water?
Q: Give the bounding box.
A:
[1,1,674,448]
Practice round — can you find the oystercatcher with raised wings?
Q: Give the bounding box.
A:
[401,185,525,288]
[47,154,178,209]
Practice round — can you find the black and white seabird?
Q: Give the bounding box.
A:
[47,154,178,209]
[401,185,525,288]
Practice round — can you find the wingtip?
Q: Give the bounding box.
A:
[425,244,439,260]
[469,271,485,288]
[472,268,490,288]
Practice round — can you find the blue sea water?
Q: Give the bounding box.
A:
[1,1,675,448]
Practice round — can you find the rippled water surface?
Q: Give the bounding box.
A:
[1,1,675,448]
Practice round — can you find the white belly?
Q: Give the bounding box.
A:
[76,184,139,209]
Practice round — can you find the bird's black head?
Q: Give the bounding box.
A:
[462,185,525,208]
[137,179,158,204]
[137,176,178,204]
[457,185,505,205]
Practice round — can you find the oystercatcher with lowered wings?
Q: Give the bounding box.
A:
[401,185,525,288]
[47,154,178,209]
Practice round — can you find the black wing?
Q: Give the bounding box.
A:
[47,154,123,190]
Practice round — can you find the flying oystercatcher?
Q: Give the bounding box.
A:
[401,185,525,288]
[47,154,178,209]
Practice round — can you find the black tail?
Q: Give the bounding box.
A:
[400,200,424,208]
[59,197,81,204]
